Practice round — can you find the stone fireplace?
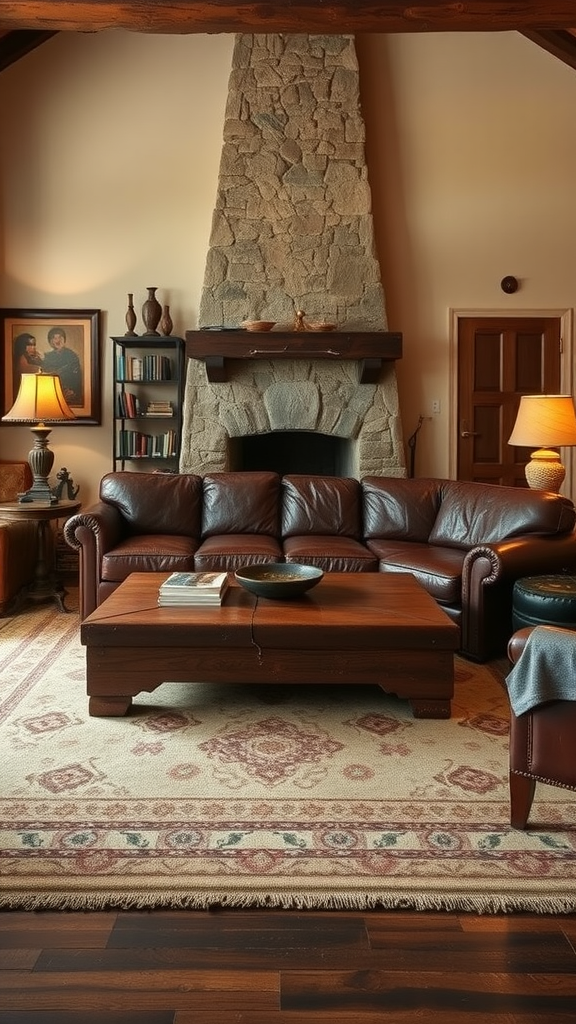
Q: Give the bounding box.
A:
[180,33,406,479]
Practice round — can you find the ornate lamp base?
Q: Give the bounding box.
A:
[18,423,59,504]
[524,448,565,493]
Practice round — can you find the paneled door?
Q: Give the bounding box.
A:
[457,316,561,486]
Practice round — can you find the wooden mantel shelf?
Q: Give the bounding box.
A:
[185,330,402,384]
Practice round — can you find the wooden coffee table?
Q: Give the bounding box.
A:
[81,572,459,719]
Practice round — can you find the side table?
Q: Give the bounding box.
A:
[0,499,81,612]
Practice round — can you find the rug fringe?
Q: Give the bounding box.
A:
[3,889,576,914]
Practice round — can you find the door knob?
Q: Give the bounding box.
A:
[460,430,480,438]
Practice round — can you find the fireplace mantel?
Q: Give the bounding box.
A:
[185,330,402,383]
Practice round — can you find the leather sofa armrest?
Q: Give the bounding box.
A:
[468,533,576,581]
[64,502,125,620]
[460,533,576,662]
[0,519,37,615]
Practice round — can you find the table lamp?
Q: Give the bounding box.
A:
[1,372,75,503]
[508,394,576,492]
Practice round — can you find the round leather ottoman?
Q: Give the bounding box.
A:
[512,575,576,631]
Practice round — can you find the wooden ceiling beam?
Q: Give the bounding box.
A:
[521,29,576,70]
[0,1,575,35]
[0,30,56,70]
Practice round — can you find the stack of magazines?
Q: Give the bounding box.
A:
[158,571,230,606]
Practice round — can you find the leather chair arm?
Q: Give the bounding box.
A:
[507,626,535,665]
[64,503,125,620]
[0,520,37,615]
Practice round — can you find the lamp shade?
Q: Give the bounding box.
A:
[2,373,76,423]
[508,395,576,448]
[508,394,576,492]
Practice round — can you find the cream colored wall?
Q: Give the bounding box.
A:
[1,30,575,505]
[0,31,233,504]
[358,32,576,483]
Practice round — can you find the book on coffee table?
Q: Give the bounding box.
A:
[158,571,230,606]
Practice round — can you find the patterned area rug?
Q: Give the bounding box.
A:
[1,593,575,913]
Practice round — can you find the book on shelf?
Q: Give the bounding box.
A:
[146,400,173,417]
[158,571,230,606]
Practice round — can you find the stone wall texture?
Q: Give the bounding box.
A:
[181,34,406,479]
[199,33,387,329]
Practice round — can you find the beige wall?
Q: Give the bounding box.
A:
[1,30,575,505]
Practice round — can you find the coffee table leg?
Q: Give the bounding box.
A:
[89,695,132,717]
[410,698,451,719]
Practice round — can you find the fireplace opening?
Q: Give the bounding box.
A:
[229,431,354,477]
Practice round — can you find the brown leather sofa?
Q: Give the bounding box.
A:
[507,626,576,828]
[0,460,37,616]
[64,471,576,661]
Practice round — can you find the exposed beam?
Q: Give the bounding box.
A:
[0,30,56,70]
[0,1,575,35]
[521,29,576,70]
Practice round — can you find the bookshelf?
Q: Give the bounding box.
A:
[111,336,185,472]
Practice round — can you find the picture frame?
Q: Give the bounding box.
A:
[1,308,101,425]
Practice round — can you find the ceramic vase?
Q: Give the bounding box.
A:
[142,287,162,336]
[160,304,173,336]
[124,293,137,336]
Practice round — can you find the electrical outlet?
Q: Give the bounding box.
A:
[432,399,441,415]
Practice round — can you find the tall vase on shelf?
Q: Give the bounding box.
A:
[124,293,137,336]
[160,304,173,336]
[141,287,162,336]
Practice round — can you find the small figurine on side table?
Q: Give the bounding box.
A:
[52,468,80,502]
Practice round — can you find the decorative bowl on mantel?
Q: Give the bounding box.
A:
[307,322,336,332]
[241,320,276,332]
[235,562,323,599]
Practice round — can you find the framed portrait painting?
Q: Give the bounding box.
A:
[1,308,101,425]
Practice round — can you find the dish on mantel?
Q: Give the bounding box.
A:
[241,320,277,332]
[307,322,336,332]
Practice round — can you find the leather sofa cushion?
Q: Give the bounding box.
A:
[281,475,362,538]
[366,539,465,605]
[283,535,378,572]
[101,535,197,582]
[362,477,440,541]
[201,472,280,538]
[429,480,576,550]
[194,534,282,571]
[100,472,203,537]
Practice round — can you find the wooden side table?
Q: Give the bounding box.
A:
[0,499,81,612]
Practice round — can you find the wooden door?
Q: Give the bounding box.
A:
[457,316,561,486]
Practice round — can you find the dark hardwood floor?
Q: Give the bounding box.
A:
[1,906,576,1021]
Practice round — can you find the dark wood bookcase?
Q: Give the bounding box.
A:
[111,335,185,473]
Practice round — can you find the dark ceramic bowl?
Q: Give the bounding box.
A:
[234,562,323,600]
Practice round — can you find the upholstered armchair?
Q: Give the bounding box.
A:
[507,625,576,829]
[0,460,37,615]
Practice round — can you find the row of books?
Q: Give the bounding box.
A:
[117,393,174,418]
[158,572,230,606]
[117,391,142,418]
[116,429,178,459]
[117,354,173,382]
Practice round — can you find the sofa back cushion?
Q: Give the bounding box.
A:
[281,475,362,538]
[362,477,441,542]
[201,471,280,538]
[429,480,576,550]
[100,472,203,536]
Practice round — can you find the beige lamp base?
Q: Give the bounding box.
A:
[524,449,565,493]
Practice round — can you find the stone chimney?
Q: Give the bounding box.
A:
[181,34,405,478]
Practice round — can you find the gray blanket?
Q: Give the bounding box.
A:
[505,625,576,716]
